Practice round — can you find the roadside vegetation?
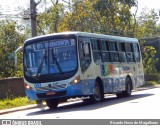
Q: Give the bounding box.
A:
[0,97,36,110]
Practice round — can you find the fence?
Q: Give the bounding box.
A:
[0,78,25,99]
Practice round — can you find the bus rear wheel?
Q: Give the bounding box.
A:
[116,77,132,98]
[45,99,59,109]
[89,81,103,102]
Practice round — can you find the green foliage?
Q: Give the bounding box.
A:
[0,20,25,79]
[142,46,157,74]
[36,1,65,34]
[135,8,160,38]
[59,0,96,32]
[145,73,160,84]
[136,8,160,85]
[145,73,160,81]
[0,97,36,110]
[36,0,137,36]
[92,0,137,35]
[142,81,157,87]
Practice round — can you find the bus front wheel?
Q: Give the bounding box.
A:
[45,99,59,109]
[89,81,104,102]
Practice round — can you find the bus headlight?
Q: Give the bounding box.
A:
[24,82,33,90]
[72,76,80,85]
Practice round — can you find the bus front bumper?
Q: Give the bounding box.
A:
[25,83,86,101]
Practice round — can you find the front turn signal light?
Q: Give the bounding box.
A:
[72,76,80,85]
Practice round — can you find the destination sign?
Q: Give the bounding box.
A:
[35,40,71,50]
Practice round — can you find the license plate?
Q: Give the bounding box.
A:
[46,91,55,95]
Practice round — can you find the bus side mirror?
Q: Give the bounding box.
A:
[15,46,23,66]
[15,51,18,66]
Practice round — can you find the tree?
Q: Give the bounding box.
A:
[36,0,65,34]
[135,8,160,76]
[93,0,138,36]
[0,20,26,78]
[141,45,157,74]
[58,0,98,32]
[57,0,138,36]
[135,8,160,39]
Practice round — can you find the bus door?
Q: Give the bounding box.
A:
[78,37,92,94]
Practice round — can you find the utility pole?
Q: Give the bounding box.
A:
[30,0,37,37]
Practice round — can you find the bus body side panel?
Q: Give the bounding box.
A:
[66,82,84,97]
[81,79,95,95]
[25,89,39,101]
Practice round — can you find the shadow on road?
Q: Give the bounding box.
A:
[27,93,154,116]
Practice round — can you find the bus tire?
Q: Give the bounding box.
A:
[116,77,132,98]
[45,99,59,109]
[89,80,104,102]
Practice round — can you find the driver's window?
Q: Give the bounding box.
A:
[78,37,91,73]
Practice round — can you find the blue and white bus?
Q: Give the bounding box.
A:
[16,32,145,109]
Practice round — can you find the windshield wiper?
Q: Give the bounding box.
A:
[36,55,47,78]
[52,48,63,74]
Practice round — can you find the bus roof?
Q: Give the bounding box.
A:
[25,31,138,43]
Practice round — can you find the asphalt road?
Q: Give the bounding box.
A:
[1,87,160,119]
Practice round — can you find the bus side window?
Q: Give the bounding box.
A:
[118,42,127,62]
[101,40,111,62]
[79,37,92,73]
[133,43,140,62]
[109,41,119,62]
[91,39,102,64]
[126,43,134,62]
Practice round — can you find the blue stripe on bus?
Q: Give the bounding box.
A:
[25,89,39,101]
[67,79,95,96]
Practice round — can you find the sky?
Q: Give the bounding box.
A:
[0,0,160,18]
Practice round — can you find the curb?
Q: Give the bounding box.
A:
[0,85,160,115]
[0,104,41,115]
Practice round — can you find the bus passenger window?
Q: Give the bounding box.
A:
[109,42,118,51]
[134,52,140,62]
[111,52,119,62]
[91,39,102,64]
[119,52,127,62]
[101,40,110,62]
[126,53,134,62]
[133,44,140,62]
[102,52,110,62]
[109,42,119,62]
[126,43,134,62]
[79,37,92,73]
[118,43,127,62]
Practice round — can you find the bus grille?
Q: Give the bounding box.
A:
[35,84,66,92]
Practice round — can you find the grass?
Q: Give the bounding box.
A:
[0,97,36,110]
[140,81,158,88]
[142,81,157,86]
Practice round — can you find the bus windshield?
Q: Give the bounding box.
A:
[24,38,77,81]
